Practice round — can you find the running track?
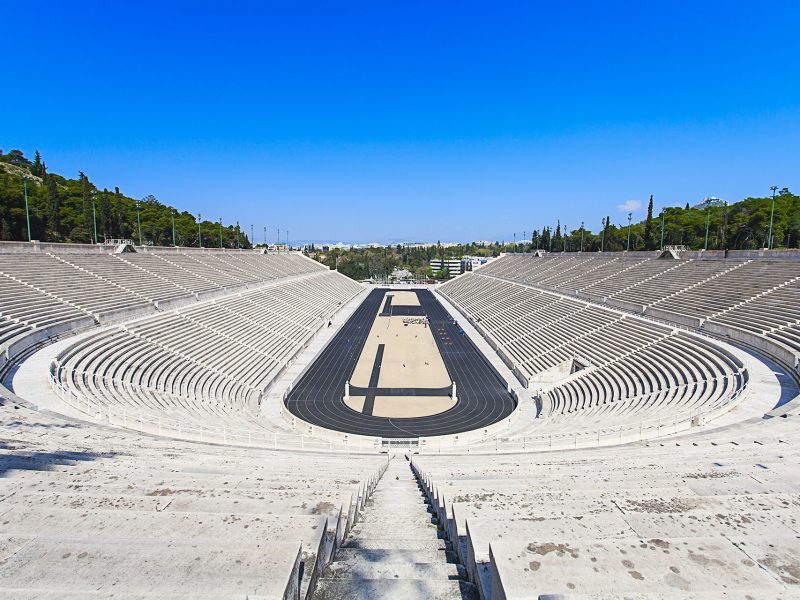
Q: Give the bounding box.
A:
[284,288,516,438]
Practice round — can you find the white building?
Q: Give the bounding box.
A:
[429,258,463,278]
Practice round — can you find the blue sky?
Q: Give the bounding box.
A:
[2,1,799,243]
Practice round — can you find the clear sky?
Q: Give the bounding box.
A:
[2,1,798,243]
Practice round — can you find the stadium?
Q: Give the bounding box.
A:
[3,3,800,599]
[1,241,799,599]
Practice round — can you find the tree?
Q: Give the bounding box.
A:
[46,177,60,240]
[4,149,30,166]
[114,187,128,238]
[553,221,562,252]
[98,189,113,240]
[79,171,93,237]
[31,150,46,177]
[540,226,551,251]
[644,194,655,250]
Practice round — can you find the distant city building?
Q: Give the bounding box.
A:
[430,258,463,278]
[462,255,492,271]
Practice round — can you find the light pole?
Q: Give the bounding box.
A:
[171,209,177,246]
[236,221,240,249]
[626,212,632,251]
[263,226,266,246]
[23,176,32,242]
[287,230,290,250]
[219,218,223,248]
[580,221,585,252]
[600,218,605,252]
[704,201,711,250]
[92,196,98,244]
[660,209,665,250]
[277,228,280,248]
[136,199,142,246]
[250,224,253,247]
[768,186,778,249]
[197,213,202,247]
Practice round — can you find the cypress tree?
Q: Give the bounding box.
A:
[99,189,112,240]
[32,150,45,177]
[644,194,655,250]
[79,171,93,238]
[114,187,127,238]
[553,221,562,252]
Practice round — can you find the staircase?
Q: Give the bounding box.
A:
[311,456,477,600]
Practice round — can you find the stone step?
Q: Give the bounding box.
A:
[312,577,478,600]
[356,509,434,520]
[324,559,465,580]
[350,519,438,538]
[369,493,426,500]
[345,537,448,551]
[333,548,459,565]
[366,501,427,509]
[369,484,421,493]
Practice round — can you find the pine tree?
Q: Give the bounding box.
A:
[32,150,45,177]
[644,194,655,250]
[99,189,112,240]
[540,226,550,251]
[79,171,93,237]
[114,187,127,238]
[553,221,562,252]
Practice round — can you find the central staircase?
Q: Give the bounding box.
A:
[312,456,477,599]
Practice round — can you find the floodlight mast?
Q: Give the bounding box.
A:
[92,196,98,244]
[600,218,605,252]
[626,212,632,251]
[768,186,778,249]
[22,176,32,242]
[136,199,143,246]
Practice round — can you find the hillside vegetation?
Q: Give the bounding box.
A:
[0,149,252,247]
[1,148,796,254]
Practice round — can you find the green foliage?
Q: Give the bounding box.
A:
[644,195,655,250]
[543,192,798,252]
[0,149,251,247]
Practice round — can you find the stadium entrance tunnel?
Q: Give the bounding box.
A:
[284,288,517,438]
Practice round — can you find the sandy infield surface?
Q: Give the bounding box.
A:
[347,291,454,417]
[344,394,456,417]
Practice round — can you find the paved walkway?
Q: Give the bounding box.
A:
[312,457,477,599]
